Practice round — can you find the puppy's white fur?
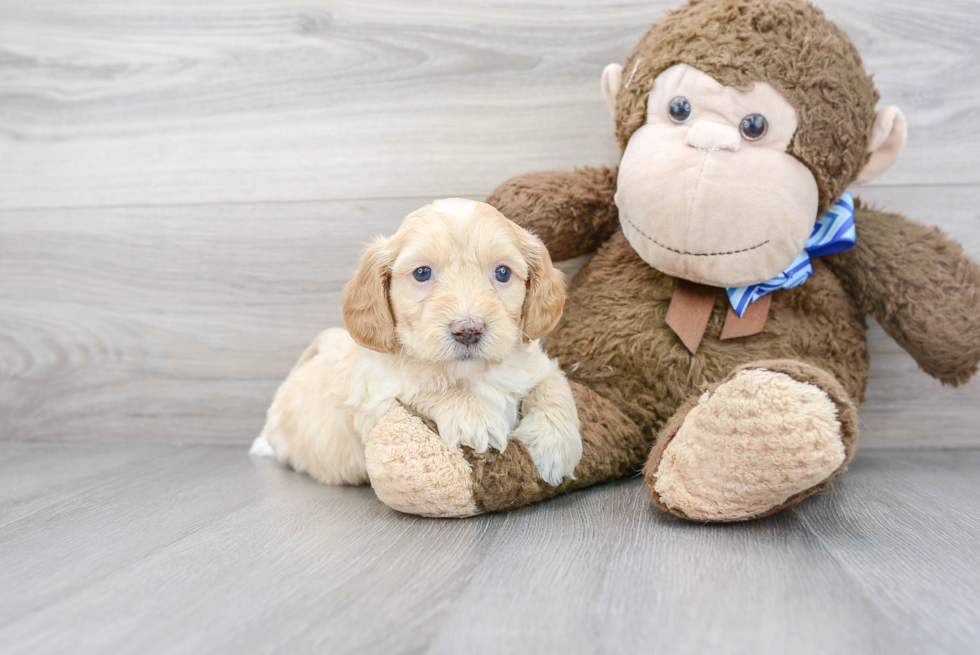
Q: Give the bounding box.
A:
[252,199,582,486]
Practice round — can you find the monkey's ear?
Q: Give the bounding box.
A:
[342,237,399,354]
[601,63,624,118]
[855,106,907,185]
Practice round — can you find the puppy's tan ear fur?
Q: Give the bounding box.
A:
[518,229,566,342]
[343,237,399,354]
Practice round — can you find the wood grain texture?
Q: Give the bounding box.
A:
[0,443,977,654]
[0,0,978,209]
[0,441,179,526]
[0,197,420,443]
[0,445,288,624]
[797,451,980,655]
[1,186,978,447]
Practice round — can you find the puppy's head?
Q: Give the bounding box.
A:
[342,199,565,371]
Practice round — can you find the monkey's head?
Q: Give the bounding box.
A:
[603,0,906,287]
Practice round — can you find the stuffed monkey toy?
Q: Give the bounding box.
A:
[363,0,980,522]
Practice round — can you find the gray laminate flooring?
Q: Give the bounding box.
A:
[1,443,978,655]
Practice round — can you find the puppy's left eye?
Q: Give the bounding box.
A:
[494,266,511,283]
[413,266,432,282]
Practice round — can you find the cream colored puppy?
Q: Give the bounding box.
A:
[251,199,582,486]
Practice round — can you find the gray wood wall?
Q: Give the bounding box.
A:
[1,0,978,448]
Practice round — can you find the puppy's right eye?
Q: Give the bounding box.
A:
[413,267,432,282]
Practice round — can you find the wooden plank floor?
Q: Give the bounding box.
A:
[0,443,977,655]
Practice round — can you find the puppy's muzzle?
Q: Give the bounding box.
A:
[451,319,485,346]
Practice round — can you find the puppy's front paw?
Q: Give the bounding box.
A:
[440,412,511,455]
[512,419,582,487]
[483,414,511,453]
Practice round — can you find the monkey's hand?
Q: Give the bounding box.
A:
[826,202,980,386]
[486,166,620,261]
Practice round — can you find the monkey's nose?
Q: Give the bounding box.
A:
[685,121,741,152]
[451,319,485,345]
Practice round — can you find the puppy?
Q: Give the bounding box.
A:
[251,198,582,486]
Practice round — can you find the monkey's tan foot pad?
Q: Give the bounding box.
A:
[643,359,859,522]
[365,405,481,518]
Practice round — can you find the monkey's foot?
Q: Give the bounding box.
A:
[644,360,859,522]
[366,382,649,517]
[366,405,481,518]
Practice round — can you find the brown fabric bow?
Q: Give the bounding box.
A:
[665,279,771,354]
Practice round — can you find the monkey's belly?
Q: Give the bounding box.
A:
[545,230,870,435]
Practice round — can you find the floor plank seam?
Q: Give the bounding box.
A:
[0,193,486,215]
[0,183,972,215]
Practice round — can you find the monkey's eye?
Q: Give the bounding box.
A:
[668,96,692,123]
[413,266,432,282]
[740,114,768,140]
[494,266,511,283]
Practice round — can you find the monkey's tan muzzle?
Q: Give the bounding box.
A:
[685,121,741,152]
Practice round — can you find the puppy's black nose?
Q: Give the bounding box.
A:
[451,319,485,345]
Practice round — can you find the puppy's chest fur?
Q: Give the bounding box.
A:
[354,344,550,442]
[405,376,524,431]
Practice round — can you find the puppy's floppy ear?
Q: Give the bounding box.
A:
[342,237,399,354]
[518,229,566,343]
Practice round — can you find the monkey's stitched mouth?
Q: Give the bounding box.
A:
[622,213,769,256]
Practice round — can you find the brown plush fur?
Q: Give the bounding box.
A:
[465,381,649,512]
[616,0,879,214]
[457,223,874,512]
[464,191,980,512]
[548,229,870,430]
[486,167,621,262]
[456,2,980,516]
[826,201,980,386]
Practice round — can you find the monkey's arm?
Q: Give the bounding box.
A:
[825,203,980,386]
[486,166,619,261]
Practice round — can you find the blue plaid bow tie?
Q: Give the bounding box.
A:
[726,192,856,317]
